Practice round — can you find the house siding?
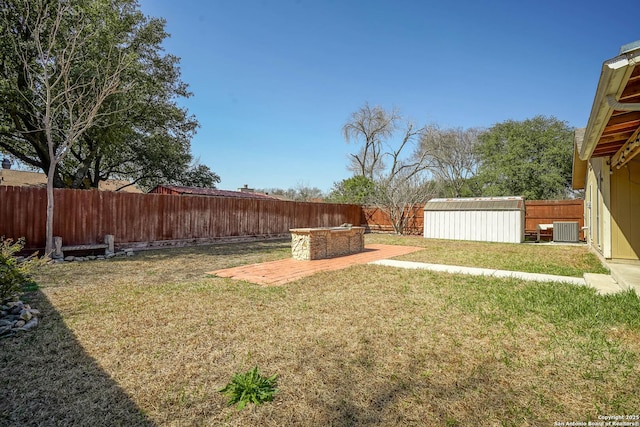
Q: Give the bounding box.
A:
[610,157,640,260]
[585,158,611,258]
[585,156,640,261]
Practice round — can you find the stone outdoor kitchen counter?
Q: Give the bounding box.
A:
[289,226,365,260]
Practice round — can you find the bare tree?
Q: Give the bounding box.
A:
[343,104,439,234]
[420,126,481,197]
[342,103,399,179]
[371,122,435,234]
[375,171,437,234]
[12,1,130,254]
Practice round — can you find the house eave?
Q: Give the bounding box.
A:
[580,50,640,161]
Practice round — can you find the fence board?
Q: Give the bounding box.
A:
[2,188,584,248]
[361,205,425,235]
[524,200,584,240]
[0,186,362,251]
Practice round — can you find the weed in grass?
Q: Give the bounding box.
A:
[219,366,278,410]
[445,416,460,426]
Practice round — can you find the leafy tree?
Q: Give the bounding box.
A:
[474,116,574,200]
[0,0,218,191]
[174,163,220,189]
[433,177,480,198]
[257,184,325,202]
[1,0,136,253]
[326,175,376,204]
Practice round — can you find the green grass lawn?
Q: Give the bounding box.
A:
[367,233,609,277]
[1,235,637,426]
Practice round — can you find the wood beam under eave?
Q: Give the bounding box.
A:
[598,132,633,145]
[594,138,625,152]
[611,125,640,168]
[604,110,640,127]
[629,63,640,79]
[620,79,640,100]
[615,94,640,105]
[613,145,640,169]
[602,120,640,136]
[593,143,625,157]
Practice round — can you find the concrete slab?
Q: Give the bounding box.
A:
[607,262,640,294]
[373,260,496,277]
[583,273,624,295]
[370,259,586,285]
[372,260,630,295]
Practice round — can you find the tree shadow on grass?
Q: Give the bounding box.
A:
[305,341,547,426]
[0,290,154,426]
[313,364,503,426]
[128,238,291,260]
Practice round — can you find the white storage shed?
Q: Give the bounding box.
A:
[423,197,525,243]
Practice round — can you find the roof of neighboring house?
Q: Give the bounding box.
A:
[0,169,46,187]
[572,128,588,190]
[424,196,525,211]
[0,169,143,192]
[150,184,280,199]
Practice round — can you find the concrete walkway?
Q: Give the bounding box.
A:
[369,259,627,295]
[209,242,638,295]
[607,261,640,294]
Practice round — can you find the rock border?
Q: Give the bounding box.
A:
[0,300,40,338]
[49,249,135,263]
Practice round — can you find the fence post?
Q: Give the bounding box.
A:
[104,234,114,255]
[53,236,63,259]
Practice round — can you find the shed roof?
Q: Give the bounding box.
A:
[424,197,525,211]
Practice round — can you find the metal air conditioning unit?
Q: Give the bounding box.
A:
[553,221,579,243]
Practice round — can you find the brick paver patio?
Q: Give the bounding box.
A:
[207,243,423,286]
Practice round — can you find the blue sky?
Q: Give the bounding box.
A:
[137,0,638,193]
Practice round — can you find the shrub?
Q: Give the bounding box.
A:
[0,237,45,301]
[219,366,278,410]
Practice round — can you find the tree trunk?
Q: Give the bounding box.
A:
[45,161,56,256]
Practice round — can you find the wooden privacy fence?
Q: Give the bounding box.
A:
[524,199,584,241]
[0,186,362,251]
[361,199,584,240]
[361,205,425,235]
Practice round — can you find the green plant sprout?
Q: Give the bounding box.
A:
[219,366,278,410]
